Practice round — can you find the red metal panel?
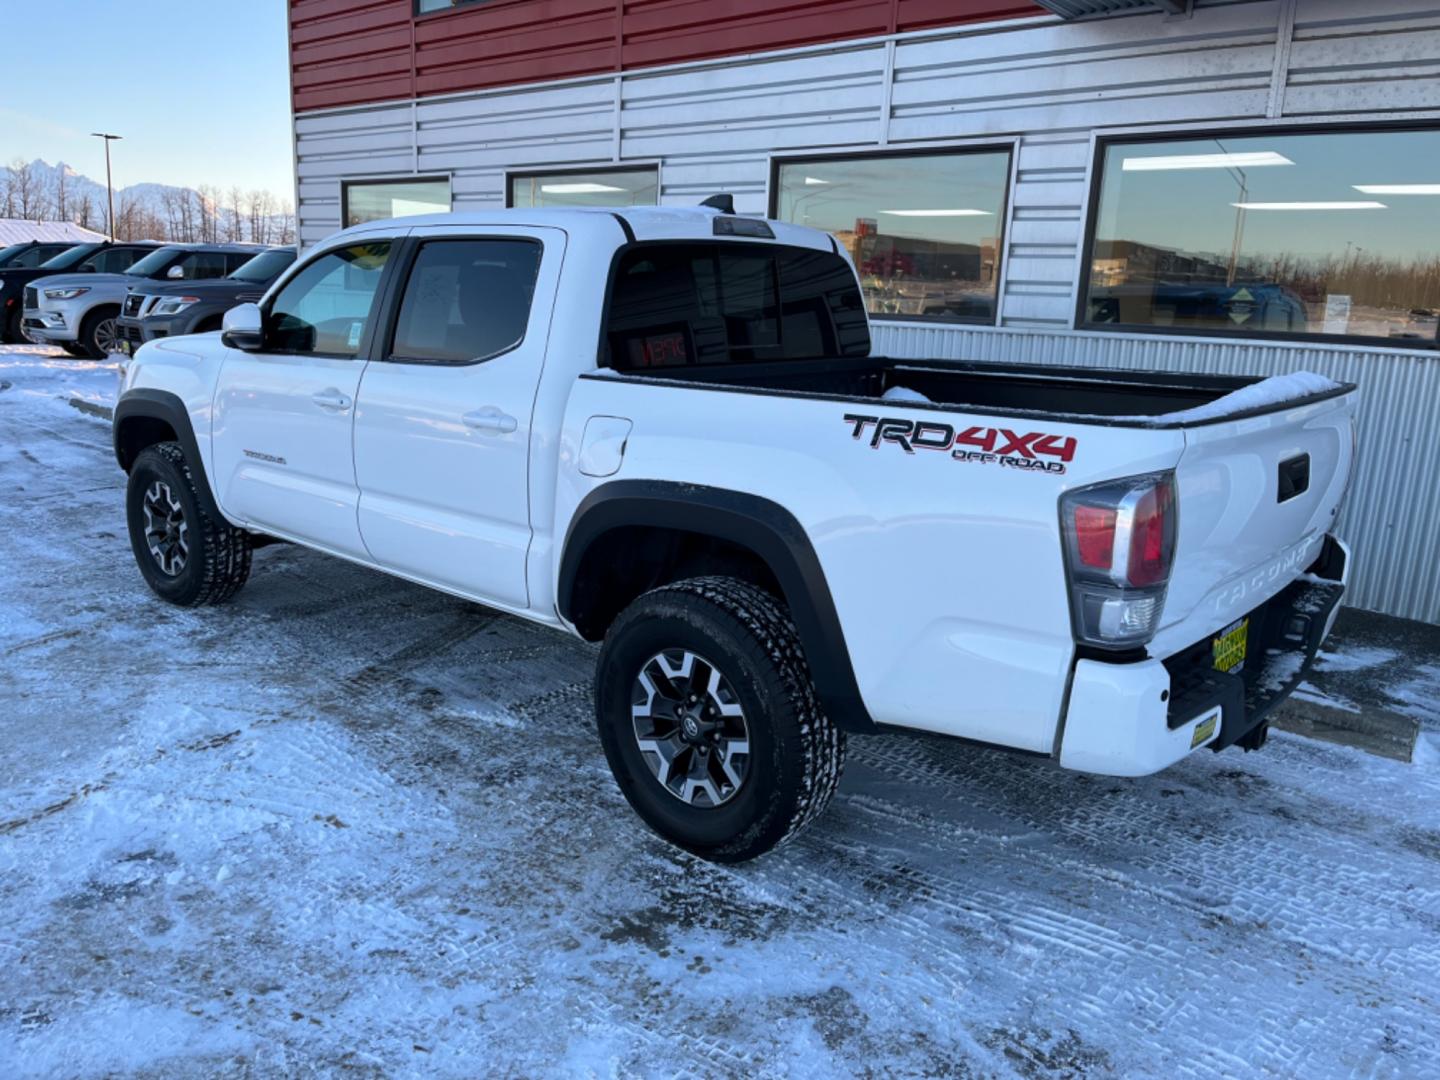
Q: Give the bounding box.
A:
[621,0,893,68]
[290,0,1048,112]
[291,0,414,111]
[414,0,618,97]
[896,0,1045,31]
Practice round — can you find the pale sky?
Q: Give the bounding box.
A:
[1,0,294,197]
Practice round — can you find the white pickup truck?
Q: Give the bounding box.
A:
[113,204,1356,861]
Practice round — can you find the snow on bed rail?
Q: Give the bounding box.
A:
[1150,371,1342,424]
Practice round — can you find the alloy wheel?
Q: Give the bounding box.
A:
[142,480,189,576]
[94,317,119,356]
[631,649,751,808]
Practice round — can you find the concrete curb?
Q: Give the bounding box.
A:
[67,397,113,421]
[1271,699,1420,763]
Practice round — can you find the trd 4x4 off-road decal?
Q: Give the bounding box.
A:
[843,414,1076,475]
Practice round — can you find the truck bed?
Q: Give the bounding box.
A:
[595,356,1350,428]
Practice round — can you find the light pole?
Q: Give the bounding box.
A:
[90,133,122,239]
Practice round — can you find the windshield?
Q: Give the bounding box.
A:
[229,249,295,283]
[0,244,29,267]
[125,246,185,278]
[39,243,101,270]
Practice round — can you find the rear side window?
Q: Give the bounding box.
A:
[605,242,869,369]
[86,247,148,274]
[388,238,541,364]
[169,251,229,280]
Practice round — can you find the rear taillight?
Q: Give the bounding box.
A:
[1060,472,1177,648]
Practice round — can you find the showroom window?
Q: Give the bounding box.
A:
[508,167,659,209]
[1083,127,1440,346]
[415,0,492,13]
[772,148,1012,323]
[341,178,451,228]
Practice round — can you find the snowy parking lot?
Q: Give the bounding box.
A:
[1,344,1438,1078]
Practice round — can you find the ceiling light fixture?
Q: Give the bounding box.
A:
[1231,201,1387,210]
[1122,151,1294,171]
[540,182,626,194]
[1353,184,1440,195]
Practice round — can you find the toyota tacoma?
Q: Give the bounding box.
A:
[111,204,1357,861]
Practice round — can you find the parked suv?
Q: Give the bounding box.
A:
[1,241,161,347]
[115,246,296,353]
[112,206,1356,862]
[25,242,265,358]
[0,240,80,271]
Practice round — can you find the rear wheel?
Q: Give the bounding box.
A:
[126,442,252,606]
[79,306,121,359]
[3,306,21,344]
[595,577,845,862]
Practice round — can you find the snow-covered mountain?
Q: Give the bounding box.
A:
[7,159,294,245]
[23,160,209,218]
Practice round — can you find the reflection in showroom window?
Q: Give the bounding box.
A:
[1085,128,1440,345]
[508,167,658,209]
[773,149,1012,324]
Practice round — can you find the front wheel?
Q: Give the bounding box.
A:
[78,306,120,359]
[126,442,252,606]
[595,577,846,862]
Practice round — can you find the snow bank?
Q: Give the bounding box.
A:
[881,384,931,404]
[1157,370,1341,424]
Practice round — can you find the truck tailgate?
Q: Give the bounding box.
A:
[1151,390,1356,657]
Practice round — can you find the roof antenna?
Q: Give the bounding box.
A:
[700,194,735,214]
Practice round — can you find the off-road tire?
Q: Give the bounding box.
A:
[78,306,121,359]
[595,576,846,862]
[126,442,252,606]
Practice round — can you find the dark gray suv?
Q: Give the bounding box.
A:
[114,247,296,353]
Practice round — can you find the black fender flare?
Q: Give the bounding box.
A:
[112,388,224,520]
[558,480,876,733]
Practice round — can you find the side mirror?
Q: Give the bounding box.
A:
[166,265,185,280]
[221,303,264,351]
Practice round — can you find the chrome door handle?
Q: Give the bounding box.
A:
[463,407,518,434]
[312,389,352,410]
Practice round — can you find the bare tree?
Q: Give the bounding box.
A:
[8,159,43,220]
[160,188,183,240]
[76,190,96,230]
[227,186,245,242]
[198,185,223,243]
[246,189,275,246]
[276,200,296,247]
[53,166,69,221]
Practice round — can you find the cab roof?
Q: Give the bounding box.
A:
[333,205,834,252]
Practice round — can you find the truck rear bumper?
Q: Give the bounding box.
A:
[1059,535,1349,777]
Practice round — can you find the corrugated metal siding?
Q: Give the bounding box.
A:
[292,0,1440,622]
[870,323,1440,623]
[291,0,414,112]
[291,0,1044,111]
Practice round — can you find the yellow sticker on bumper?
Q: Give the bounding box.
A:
[1191,710,1219,749]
